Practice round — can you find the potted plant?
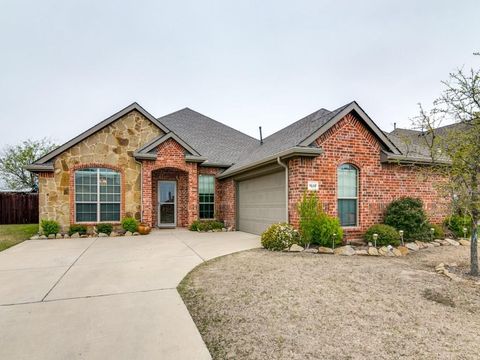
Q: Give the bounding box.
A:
[137,222,151,235]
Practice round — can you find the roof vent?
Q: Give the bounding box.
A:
[259,126,263,145]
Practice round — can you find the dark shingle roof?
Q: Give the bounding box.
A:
[158,108,259,166]
[221,104,350,174]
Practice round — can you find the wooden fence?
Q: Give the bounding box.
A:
[0,192,39,224]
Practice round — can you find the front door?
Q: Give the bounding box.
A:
[158,181,176,227]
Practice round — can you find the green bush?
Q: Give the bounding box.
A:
[384,197,429,240]
[121,217,139,233]
[444,215,472,238]
[364,224,401,246]
[261,223,300,251]
[189,220,224,232]
[96,223,113,235]
[429,223,445,240]
[41,219,60,236]
[297,192,343,247]
[311,214,344,247]
[68,224,87,236]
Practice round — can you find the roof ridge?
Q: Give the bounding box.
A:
[262,107,331,142]
[159,107,259,142]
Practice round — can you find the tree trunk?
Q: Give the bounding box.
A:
[471,216,479,276]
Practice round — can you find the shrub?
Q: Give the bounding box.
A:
[96,223,113,235]
[429,223,445,240]
[261,223,300,251]
[311,214,344,247]
[384,197,429,240]
[297,192,343,247]
[41,219,60,236]
[68,224,87,236]
[189,220,224,232]
[444,215,472,238]
[364,224,401,246]
[121,217,138,233]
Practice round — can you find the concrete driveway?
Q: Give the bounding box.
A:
[0,229,260,360]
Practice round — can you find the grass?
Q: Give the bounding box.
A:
[0,224,38,251]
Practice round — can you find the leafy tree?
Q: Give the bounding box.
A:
[410,59,480,275]
[0,138,56,191]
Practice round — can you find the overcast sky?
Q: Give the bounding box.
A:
[0,0,478,149]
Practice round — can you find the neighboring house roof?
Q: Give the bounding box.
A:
[158,108,259,167]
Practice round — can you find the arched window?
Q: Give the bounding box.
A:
[75,168,121,222]
[337,164,358,227]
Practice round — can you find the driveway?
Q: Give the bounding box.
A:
[0,229,260,360]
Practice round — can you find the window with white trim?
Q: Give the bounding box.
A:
[199,175,215,219]
[337,164,358,227]
[75,168,121,222]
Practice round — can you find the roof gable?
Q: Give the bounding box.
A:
[133,132,202,160]
[31,102,171,166]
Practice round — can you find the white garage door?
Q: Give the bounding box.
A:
[237,171,286,235]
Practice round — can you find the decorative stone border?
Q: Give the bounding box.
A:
[286,238,470,257]
[30,230,143,240]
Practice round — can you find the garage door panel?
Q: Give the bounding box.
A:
[237,171,286,235]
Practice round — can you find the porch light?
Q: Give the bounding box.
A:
[430,227,435,242]
[399,230,404,246]
[372,233,378,248]
[332,233,337,250]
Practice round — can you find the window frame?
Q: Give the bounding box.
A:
[198,174,215,220]
[337,163,359,228]
[74,168,121,223]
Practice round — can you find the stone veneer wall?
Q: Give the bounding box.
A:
[38,110,163,229]
[287,113,448,241]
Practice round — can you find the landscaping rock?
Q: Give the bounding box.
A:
[56,233,63,239]
[435,263,445,273]
[368,247,379,256]
[392,248,403,256]
[30,235,40,240]
[304,248,318,254]
[133,232,140,236]
[318,247,334,254]
[459,239,470,246]
[431,241,440,247]
[415,241,427,249]
[98,233,108,237]
[406,243,419,251]
[397,246,409,256]
[425,242,435,248]
[355,249,368,256]
[445,239,460,246]
[334,245,355,256]
[64,234,69,238]
[80,234,88,238]
[378,246,390,256]
[289,244,304,252]
[222,228,227,232]
[125,231,133,236]
[48,234,55,239]
[109,231,119,237]
[39,235,47,239]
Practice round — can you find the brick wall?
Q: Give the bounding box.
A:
[288,113,448,241]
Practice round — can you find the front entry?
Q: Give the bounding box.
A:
[158,181,176,227]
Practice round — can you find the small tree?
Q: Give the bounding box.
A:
[410,60,480,275]
[0,138,56,191]
[297,191,320,248]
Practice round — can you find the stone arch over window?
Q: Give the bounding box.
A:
[337,163,358,227]
[70,164,125,224]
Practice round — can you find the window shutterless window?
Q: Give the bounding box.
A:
[198,175,215,219]
[75,168,121,222]
[337,164,358,227]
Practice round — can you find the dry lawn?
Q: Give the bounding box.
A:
[178,245,480,360]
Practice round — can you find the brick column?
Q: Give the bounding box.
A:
[187,163,198,224]
[142,162,153,226]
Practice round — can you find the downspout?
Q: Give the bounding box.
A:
[277,157,289,223]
